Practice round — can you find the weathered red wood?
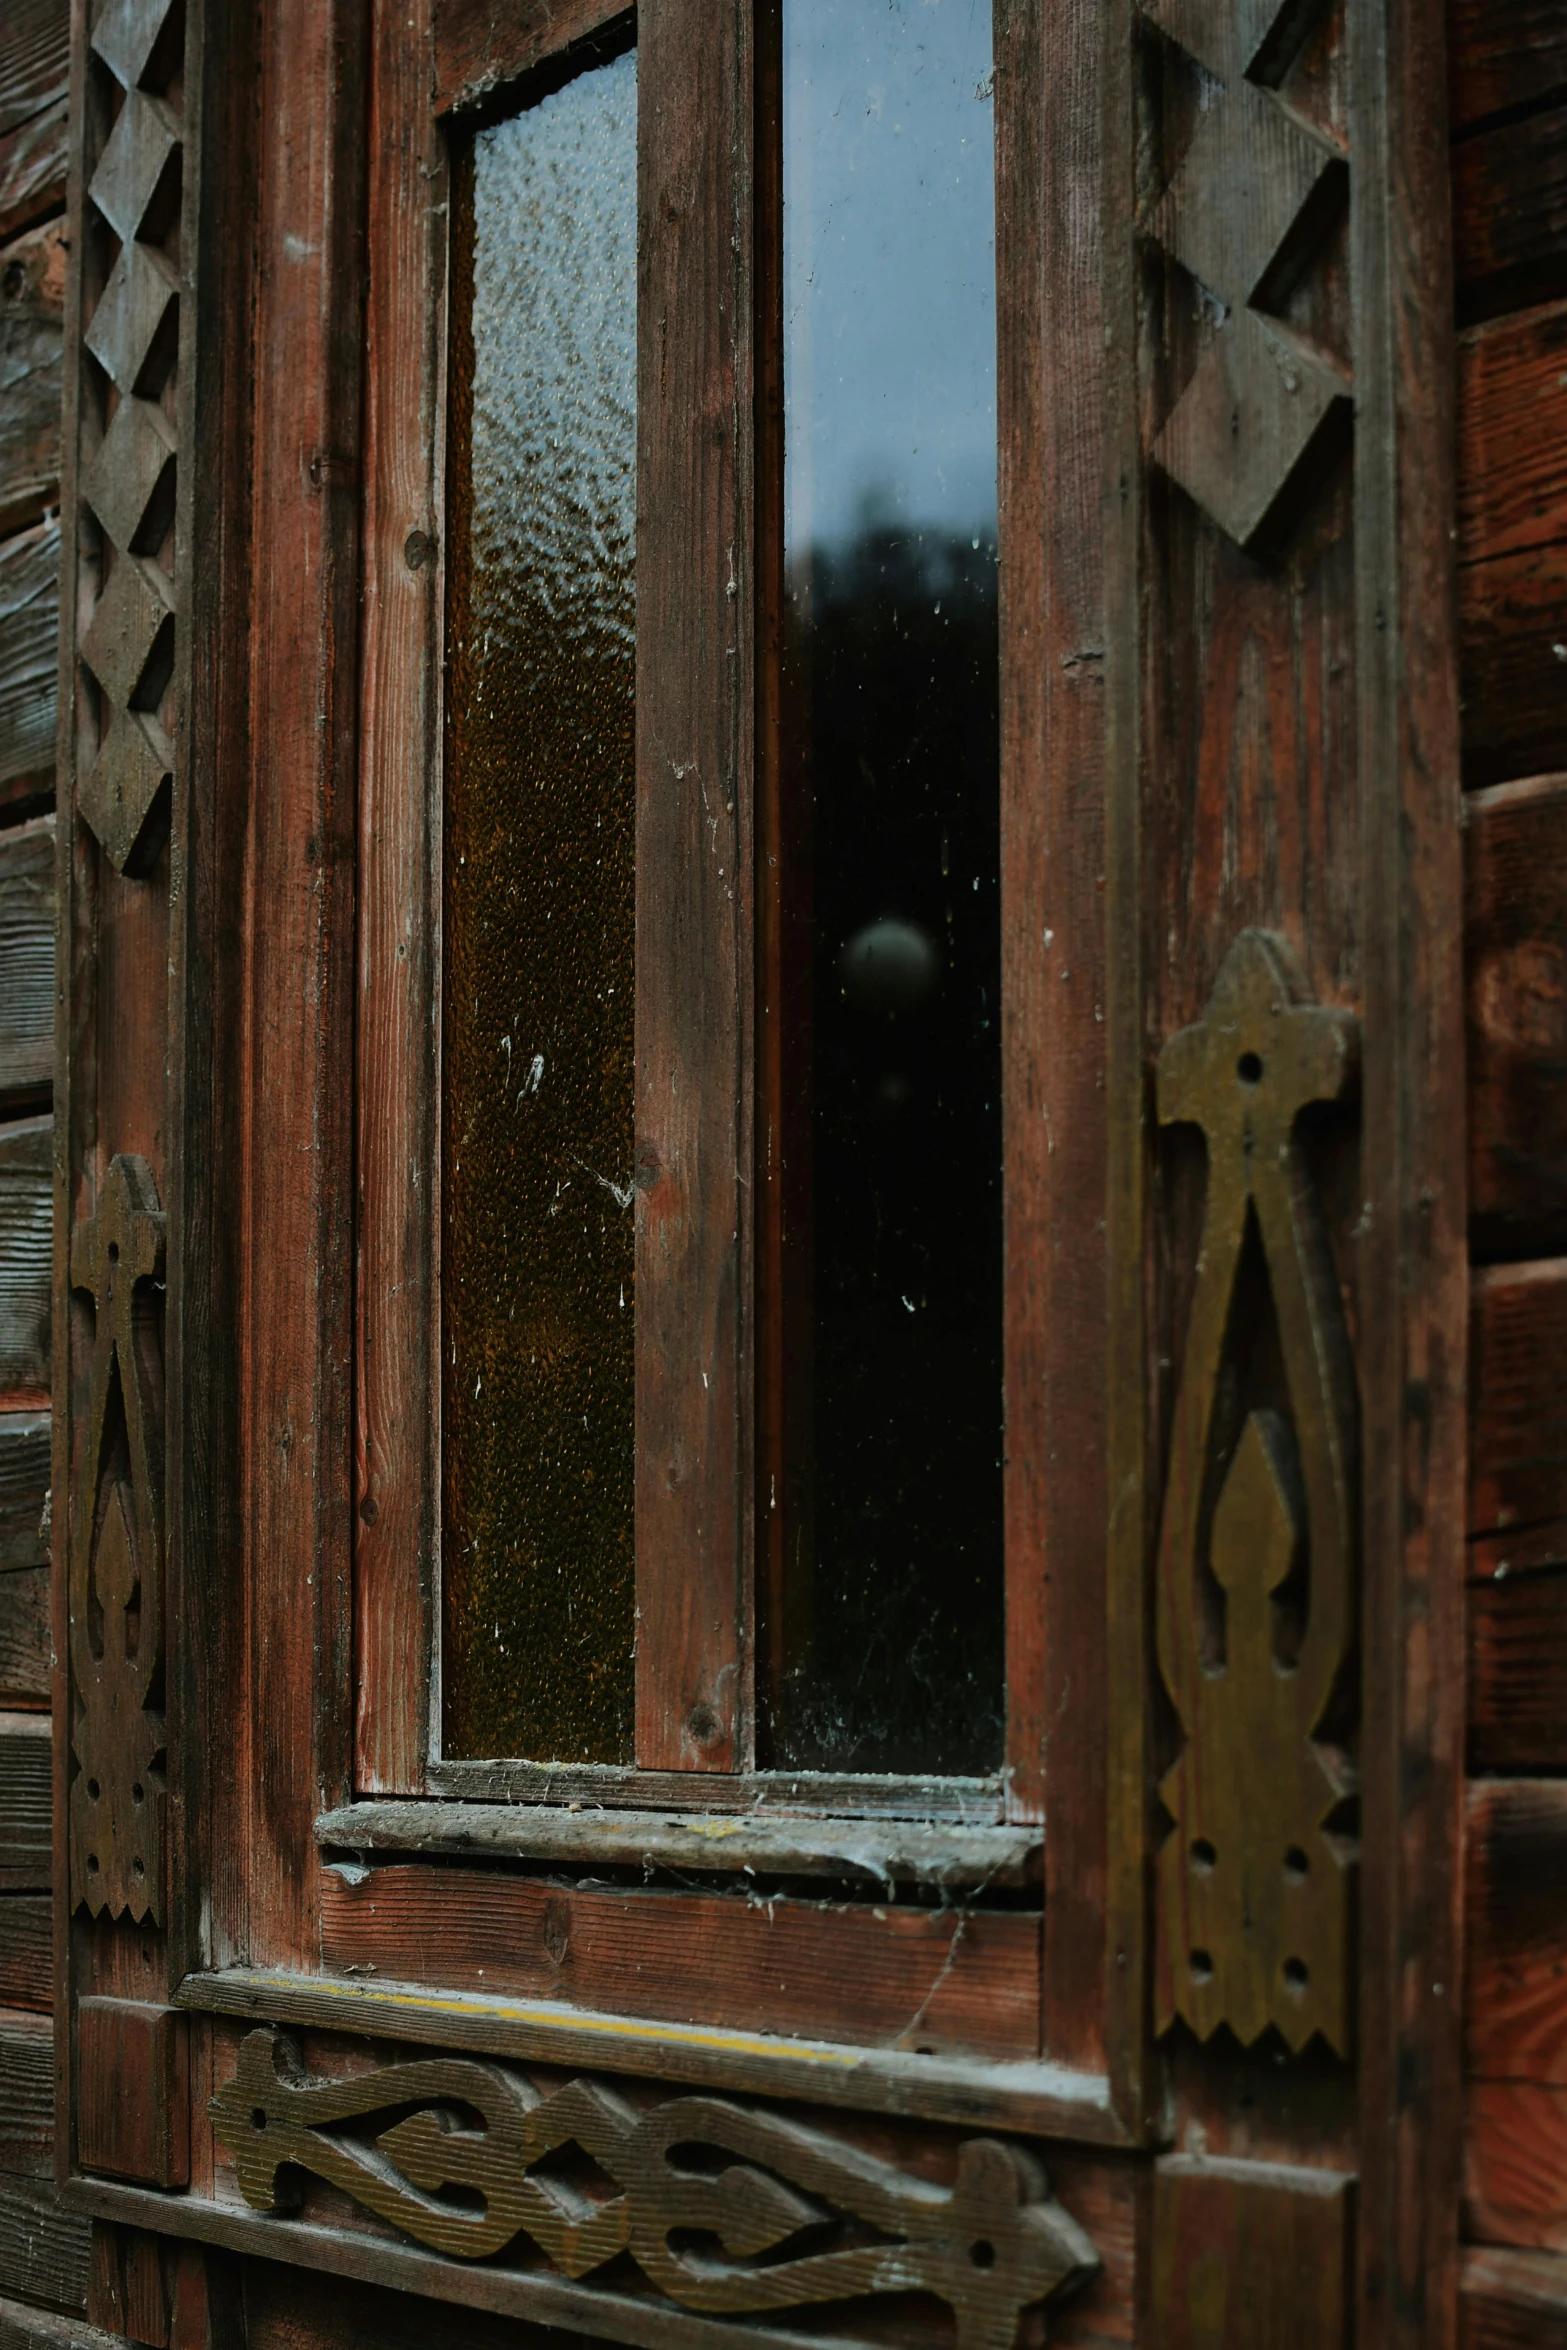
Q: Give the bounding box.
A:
[1466,2083,1567,2253]
[1453,108,1567,323]
[0,1900,48,2015]
[1462,2245,1567,2350]
[1461,539,1567,787]
[319,1862,1041,2060]
[1469,1565,1567,1770]
[353,0,441,1796]
[0,2012,51,2178]
[76,2002,187,2189]
[1448,0,1567,135]
[997,0,1109,2087]
[433,0,628,115]
[226,0,366,1963]
[1471,1261,1567,1537]
[1467,1780,1567,2089]
[1459,306,1567,571]
[1465,776,1567,1255]
[634,0,755,1771]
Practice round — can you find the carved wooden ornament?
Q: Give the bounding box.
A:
[69,1155,167,1925]
[76,0,186,875]
[1153,933,1359,2054]
[1141,0,1349,547]
[211,2030,1098,2350]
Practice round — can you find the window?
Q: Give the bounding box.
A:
[356,0,1033,1823]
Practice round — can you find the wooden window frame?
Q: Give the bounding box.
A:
[352,0,1059,1839]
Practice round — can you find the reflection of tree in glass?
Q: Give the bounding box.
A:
[776,519,1004,1778]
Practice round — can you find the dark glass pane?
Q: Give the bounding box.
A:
[768,0,1002,1773]
[443,44,637,1763]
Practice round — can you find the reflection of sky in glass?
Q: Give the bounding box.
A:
[784,0,996,558]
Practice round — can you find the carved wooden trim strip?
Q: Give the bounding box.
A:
[68,1155,167,1925]
[210,2029,1099,2350]
[73,0,187,875]
[1151,933,1360,2054]
[1140,0,1350,549]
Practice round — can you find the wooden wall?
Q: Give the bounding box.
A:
[0,0,89,2332]
[1456,1,1567,2341]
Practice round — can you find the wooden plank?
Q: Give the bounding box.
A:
[353,0,440,1794]
[226,0,366,1966]
[0,218,62,538]
[77,2002,187,2189]
[0,1415,47,1571]
[0,1121,48,1402]
[0,2290,125,2350]
[1471,1261,1567,1537]
[996,0,1109,2085]
[1449,0,1567,135]
[1461,538,1567,787]
[0,818,51,1105]
[0,2012,52,2177]
[1351,0,1470,2340]
[319,1861,1041,2060]
[1462,2245,1567,2350]
[0,1,67,248]
[0,1568,47,1708]
[0,1899,50,2013]
[634,0,754,1770]
[1466,777,1567,1254]
[316,1798,1038,1890]
[1454,106,1567,324]
[1459,305,1567,572]
[1150,2159,1352,2350]
[1467,2083,1567,2253]
[1469,1565,1567,1770]
[0,518,55,790]
[1467,1780,1567,2086]
[0,1717,49,1892]
[434,0,629,114]
[0,2179,87,2316]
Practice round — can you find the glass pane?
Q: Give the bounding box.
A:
[767,0,1002,1774]
[442,43,637,1763]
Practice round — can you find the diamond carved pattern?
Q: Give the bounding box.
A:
[74,0,184,875]
[1142,0,1349,548]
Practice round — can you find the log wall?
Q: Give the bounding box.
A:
[1455,6,1567,2339]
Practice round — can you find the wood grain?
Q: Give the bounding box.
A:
[1466,777,1567,1254]
[319,1861,1041,2060]
[1462,2245,1567,2350]
[0,0,66,249]
[1469,1565,1567,1770]
[0,2180,87,2316]
[0,2012,52,2177]
[1467,2082,1567,2253]
[434,0,629,114]
[1461,537,1567,787]
[1449,0,1567,135]
[1150,2158,1352,2350]
[0,520,55,791]
[0,1121,49,1402]
[227,0,366,1964]
[0,1900,50,2014]
[353,0,441,1795]
[0,1717,48,1891]
[1467,1780,1567,2087]
[0,1569,48,1709]
[1454,106,1567,324]
[634,0,755,1770]
[0,819,51,1106]
[0,218,61,539]
[1471,1260,1567,1536]
[1459,306,1567,571]
[76,2001,187,2189]
[0,1417,46,1574]
[997,0,1108,2087]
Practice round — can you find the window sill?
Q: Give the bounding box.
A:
[316,1797,1040,1895]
